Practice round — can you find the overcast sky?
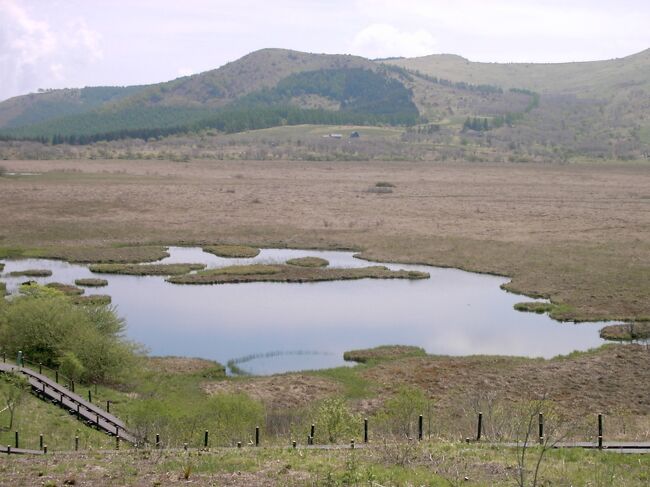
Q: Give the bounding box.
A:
[1,0,649,102]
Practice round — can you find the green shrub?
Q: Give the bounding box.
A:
[314,397,360,444]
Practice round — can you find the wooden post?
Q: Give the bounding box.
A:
[43,445,47,454]
[292,440,296,449]
[364,418,368,443]
[598,414,603,449]
[71,380,75,393]
[418,415,423,441]
[88,390,92,403]
[307,435,312,445]
[106,400,110,413]
[310,424,315,440]
[76,404,80,419]
[116,436,120,450]
[14,431,18,448]
[6,445,10,454]
[204,430,209,448]
[55,370,58,383]
[255,426,260,446]
[538,413,544,444]
[96,414,100,425]
[183,442,188,451]
[156,433,160,448]
[75,436,79,451]
[350,439,355,449]
[39,434,43,450]
[41,382,45,394]
[39,363,42,374]
[237,441,242,448]
[477,412,483,441]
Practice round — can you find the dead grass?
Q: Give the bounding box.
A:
[203,244,260,258]
[89,262,205,275]
[144,356,225,375]
[203,374,341,409]
[74,278,108,287]
[600,323,650,341]
[9,268,52,277]
[0,159,648,321]
[45,282,84,295]
[167,264,428,284]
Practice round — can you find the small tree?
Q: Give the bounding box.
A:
[1,373,29,430]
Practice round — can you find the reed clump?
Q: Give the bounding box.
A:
[75,278,108,287]
[286,256,329,268]
[89,263,205,276]
[203,245,260,258]
[9,269,52,277]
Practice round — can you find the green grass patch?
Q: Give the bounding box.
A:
[168,264,429,285]
[89,263,205,276]
[311,366,373,400]
[70,294,112,305]
[343,345,427,364]
[75,278,108,287]
[9,268,52,277]
[203,245,261,258]
[0,281,6,296]
[514,301,555,314]
[45,282,85,296]
[285,256,329,268]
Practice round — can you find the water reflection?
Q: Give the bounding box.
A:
[0,247,607,374]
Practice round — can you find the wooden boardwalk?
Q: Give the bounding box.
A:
[0,445,44,455]
[0,362,137,445]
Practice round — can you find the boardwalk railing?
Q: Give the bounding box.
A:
[0,361,137,445]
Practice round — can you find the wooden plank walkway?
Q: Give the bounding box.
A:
[0,362,137,444]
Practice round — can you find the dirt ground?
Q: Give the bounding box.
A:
[0,159,649,320]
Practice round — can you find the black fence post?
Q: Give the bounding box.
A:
[39,434,44,450]
[55,370,58,383]
[538,413,544,444]
[43,445,48,454]
[310,423,315,441]
[39,363,42,374]
[255,426,260,447]
[14,431,18,449]
[477,412,483,441]
[204,430,209,448]
[364,418,368,443]
[75,436,79,451]
[71,380,75,393]
[418,415,423,441]
[155,433,160,448]
[106,400,110,413]
[598,414,603,449]
[88,390,92,403]
[116,436,120,450]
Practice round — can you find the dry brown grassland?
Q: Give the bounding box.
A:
[0,158,648,321]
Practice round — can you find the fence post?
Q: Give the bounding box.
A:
[598,414,603,449]
[39,363,42,374]
[310,424,315,441]
[538,413,544,444]
[106,400,110,413]
[6,445,10,454]
[75,436,79,451]
[43,445,47,454]
[351,439,355,449]
[477,412,483,441]
[364,418,368,443]
[116,436,120,450]
[155,433,160,449]
[14,431,18,449]
[204,430,209,448]
[237,441,242,448]
[292,440,296,449]
[39,434,44,450]
[88,390,92,403]
[418,415,423,441]
[76,404,80,419]
[255,426,260,446]
[55,370,58,383]
[71,380,75,393]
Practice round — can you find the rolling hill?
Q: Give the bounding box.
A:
[0,47,648,160]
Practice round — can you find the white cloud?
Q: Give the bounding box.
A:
[349,24,437,59]
[0,0,103,100]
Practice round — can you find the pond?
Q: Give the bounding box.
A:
[0,247,608,374]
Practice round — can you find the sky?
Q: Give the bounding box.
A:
[1,0,649,102]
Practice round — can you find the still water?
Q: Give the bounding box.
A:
[0,247,607,374]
